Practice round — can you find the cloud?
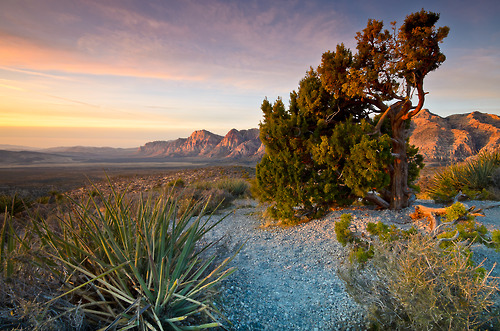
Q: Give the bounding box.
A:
[0,0,353,93]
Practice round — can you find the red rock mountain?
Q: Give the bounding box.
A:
[137,111,499,163]
[409,110,500,163]
[138,128,263,159]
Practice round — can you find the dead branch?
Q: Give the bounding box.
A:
[411,204,485,233]
[411,205,447,232]
[364,192,390,209]
[480,202,500,210]
[436,230,460,246]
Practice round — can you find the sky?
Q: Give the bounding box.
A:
[1,0,499,148]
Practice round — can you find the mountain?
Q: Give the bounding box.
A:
[0,144,42,152]
[0,150,79,166]
[409,110,500,163]
[138,128,264,159]
[4,111,497,167]
[41,146,136,157]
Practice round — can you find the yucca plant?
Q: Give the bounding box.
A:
[0,209,33,279]
[31,183,236,330]
[427,149,500,202]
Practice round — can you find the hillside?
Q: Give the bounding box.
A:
[409,110,500,163]
[137,128,264,160]
[0,150,79,166]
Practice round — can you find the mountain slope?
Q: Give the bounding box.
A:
[138,128,263,159]
[409,110,500,162]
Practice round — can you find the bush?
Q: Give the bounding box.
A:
[427,149,500,202]
[339,234,500,330]
[215,178,250,198]
[27,184,236,330]
[335,213,354,246]
[0,195,29,215]
[167,178,185,188]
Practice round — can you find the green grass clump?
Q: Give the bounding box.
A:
[177,178,251,216]
[426,149,500,202]
[26,183,236,330]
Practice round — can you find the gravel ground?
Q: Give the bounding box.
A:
[199,199,500,330]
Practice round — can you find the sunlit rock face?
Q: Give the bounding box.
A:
[409,110,500,163]
[138,128,263,159]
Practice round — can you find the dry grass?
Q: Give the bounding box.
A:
[338,234,500,330]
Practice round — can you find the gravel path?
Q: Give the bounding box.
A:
[199,199,500,330]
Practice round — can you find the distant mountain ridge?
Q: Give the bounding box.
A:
[409,110,500,163]
[137,128,264,159]
[2,111,498,166]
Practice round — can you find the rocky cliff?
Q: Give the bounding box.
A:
[137,110,499,163]
[409,110,500,163]
[138,128,264,159]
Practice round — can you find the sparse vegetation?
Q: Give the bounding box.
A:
[337,203,500,329]
[427,149,500,202]
[167,178,185,187]
[0,194,29,215]
[0,177,239,329]
[339,234,500,330]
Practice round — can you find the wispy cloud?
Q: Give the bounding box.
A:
[0,0,352,92]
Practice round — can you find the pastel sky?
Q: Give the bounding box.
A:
[1,0,499,148]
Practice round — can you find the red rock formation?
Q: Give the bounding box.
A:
[409,110,500,163]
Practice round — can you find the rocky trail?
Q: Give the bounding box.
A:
[199,199,500,330]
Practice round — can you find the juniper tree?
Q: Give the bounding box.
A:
[319,10,449,209]
[254,69,383,222]
[255,10,447,221]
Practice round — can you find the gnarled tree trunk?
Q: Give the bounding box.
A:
[389,104,412,210]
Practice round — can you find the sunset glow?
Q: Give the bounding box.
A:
[1,0,499,148]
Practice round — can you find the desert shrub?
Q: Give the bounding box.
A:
[215,178,250,198]
[0,195,29,215]
[167,178,185,188]
[177,187,232,216]
[179,178,250,216]
[27,184,235,330]
[335,213,355,246]
[339,234,500,330]
[432,203,491,249]
[427,149,500,202]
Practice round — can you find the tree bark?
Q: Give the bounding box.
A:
[388,102,412,210]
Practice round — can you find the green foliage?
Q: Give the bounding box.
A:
[179,178,250,216]
[254,88,367,222]
[445,201,473,223]
[339,234,499,330]
[427,149,500,202]
[349,246,373,264]
[214,178,250,198]
[29,183,235,330]
[335,214,354,246]
[437,216,490,249]
[254,10,440,218]
[492,230,500,252]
